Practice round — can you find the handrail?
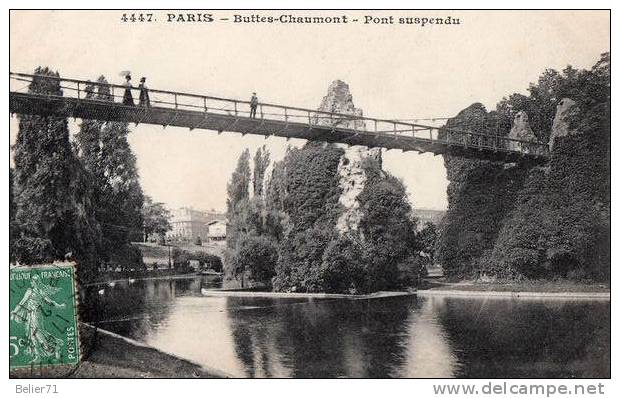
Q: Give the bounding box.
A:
[9,71,550,152]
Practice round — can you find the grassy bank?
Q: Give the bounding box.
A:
[419,278,610,294]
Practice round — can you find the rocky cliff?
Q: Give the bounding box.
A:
[270,80,418,293]
[313,80,382,234]
[549,98,579,151]
[437,54,610,281]
[507,111,537,153]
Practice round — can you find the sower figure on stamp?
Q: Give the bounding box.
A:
[139,77,151,108]
[250,92,258,118]
[122,73,134,106]
[10,275,65,363]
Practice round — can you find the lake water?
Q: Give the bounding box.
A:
[83,276,610,378]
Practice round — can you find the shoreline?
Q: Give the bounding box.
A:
[201,289,415,300]
[416,289,610,300]
[10,323,230,378]
[84,272,208,287]
[202,287,610,300]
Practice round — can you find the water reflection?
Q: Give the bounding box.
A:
[83,277,610,378]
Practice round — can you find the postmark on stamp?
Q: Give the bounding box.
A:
[9,262,80,370]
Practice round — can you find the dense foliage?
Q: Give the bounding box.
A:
[436,104,530,277]
[417,221,438,264]
[224,146,281,286]
[172,248,223,272]
[271,142,345,291]
[226,141,422,293]
[10,68,174,283]
[12,67,101,281]
[437,53,610,281]
[76,76,144,264]
[252,145,270,197]
[228,235,278,287]
[141,196,172,243]
[270,144,420,293]
[226,148,251,218]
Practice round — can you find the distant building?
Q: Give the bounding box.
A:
[207,220,227,242]
[167,207,225,241]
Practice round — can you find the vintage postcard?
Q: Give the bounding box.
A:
[7,8,611,386]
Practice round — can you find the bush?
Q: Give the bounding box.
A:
[172,248,191,268]
[109,244,145,271]
[319,236,367,294]
[396,255,427,288]
[11,235,55,265]
[229,235,278,286]
[442,54,610,282]
[273,225,337,292]
[194,252,223,272]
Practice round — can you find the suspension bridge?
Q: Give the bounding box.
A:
[9,72,549,162]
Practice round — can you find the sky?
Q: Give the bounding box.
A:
[9,10,610,212]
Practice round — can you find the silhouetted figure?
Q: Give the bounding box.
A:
[250,92,258,118]
[122,74,134,106]
[139,77,151,108]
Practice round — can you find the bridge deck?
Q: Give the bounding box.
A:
[9,73,549,163]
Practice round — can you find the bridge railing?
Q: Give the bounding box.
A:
[9,72,549,157]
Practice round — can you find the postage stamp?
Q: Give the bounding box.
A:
[9,263,80,369]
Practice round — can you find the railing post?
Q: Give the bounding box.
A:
[284,108,288,122]
[174,93,178,109]
[393,122,397,136]
[308,110,311,125]
[374,120,377,133]
[77,82,81,100]
[111,86,114,102]
[203,97,207,112]
[260,105,264,119]
[429,128,433,142]
[234,101,238,116]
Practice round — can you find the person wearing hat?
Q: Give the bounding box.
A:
[249,92,258,118]
[139,77,151,108]
[122,74,134,106]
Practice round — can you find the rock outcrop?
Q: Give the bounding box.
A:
[549,98,579,151]
[507,111,536,153]
[314,80,381,234]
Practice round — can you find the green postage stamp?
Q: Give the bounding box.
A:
[9,263,80,369]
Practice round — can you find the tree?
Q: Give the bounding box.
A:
[417,222,438,265]
[253,145,270,197]
[13,67,100,280]
[226,148,251,217]
[9,168,18,263]
[436,103,531,277]
[265,146,291,213]
[438,53,610,282]
[141,196,172,242]
[76,76,144,255]
[357,168,418,292]
[229,235,278,287]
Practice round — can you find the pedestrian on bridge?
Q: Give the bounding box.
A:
[250,92,258,118]
[139,77,151,108]
[122,74,135,106]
